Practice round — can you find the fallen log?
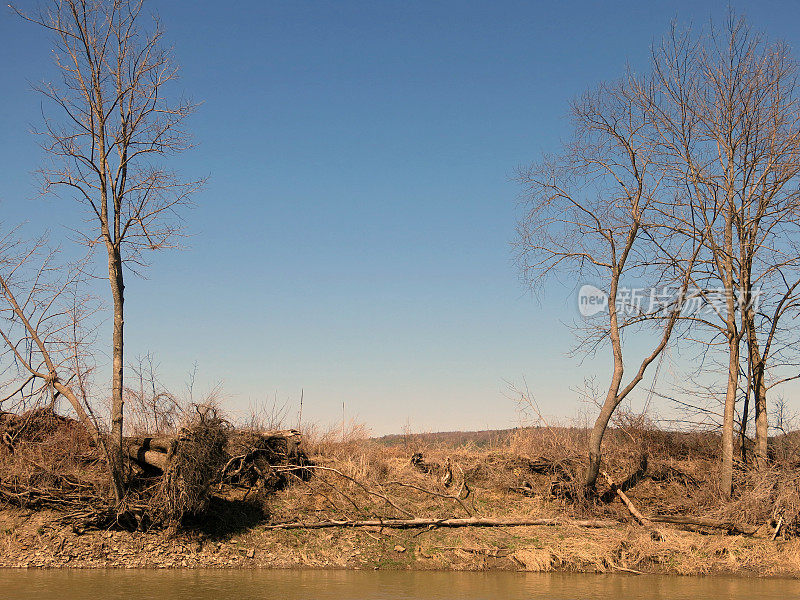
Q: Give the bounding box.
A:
[125,436,175,454]
[124,429,307,475]
[264,517,620,530]
[601,470,651,527]
[125,444,168,471]
[600,471,754,535]
[650,515,756,535]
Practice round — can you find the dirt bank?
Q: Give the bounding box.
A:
[4,416,800,576]
[1,507,799,576]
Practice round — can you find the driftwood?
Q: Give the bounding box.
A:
[264,516,620,530]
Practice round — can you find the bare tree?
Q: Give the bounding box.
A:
[516,76,700,490]
[14,0,203,496]
[645,15,800,493]
[0,227,123,499]
[743,273,800,464]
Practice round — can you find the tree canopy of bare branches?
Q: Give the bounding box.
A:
[517,13,800,497]
[0,226,118,496]
[516,73,702,490]
[645,16,800,494]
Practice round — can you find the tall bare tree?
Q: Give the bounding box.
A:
[742,265,800,465]
[14,0,203,497]
[646,16,800,494]
[516,76,701,490]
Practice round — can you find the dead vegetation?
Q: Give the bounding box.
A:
[0,408,109,513]
[263,418,800,543]
[0,405,309,531]
[0,402,798,559]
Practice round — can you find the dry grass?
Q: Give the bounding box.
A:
[261,417,800,545]
[0,408,110,509]
[5,410,800,575]
[4,403,800,551]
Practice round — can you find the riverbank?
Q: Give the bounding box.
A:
[2,506,800,576]
[4,420,800,576]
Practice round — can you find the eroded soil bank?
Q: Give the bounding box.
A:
[2,507,800,576]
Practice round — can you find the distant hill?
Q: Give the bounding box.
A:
[374,426,800,455]
[374,428,521,448]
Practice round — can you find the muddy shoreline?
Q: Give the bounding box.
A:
[1,509,799,576]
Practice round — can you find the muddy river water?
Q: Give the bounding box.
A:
[1,569,799,599]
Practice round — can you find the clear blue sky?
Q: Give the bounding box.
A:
[2,1,799,434]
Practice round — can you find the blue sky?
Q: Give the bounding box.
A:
[2,1,799,434]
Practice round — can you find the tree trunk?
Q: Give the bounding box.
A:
[585,379,622,489]
[720,330,739,498]
[740,360,750,464]
[745,297,769,468]
[750,342,769,467]
[719,186,738,499]
[753,372,768,466]
[585,284,624,490]
[107,247,125,502]
[584,274,625,491]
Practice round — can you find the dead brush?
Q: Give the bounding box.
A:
[710,467,800,536]
[503,426,594,509]
[0,407,109,511]
[143,406,229,525]
[269,423,481,524]
[301,420,395,484]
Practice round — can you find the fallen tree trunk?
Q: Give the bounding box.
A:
[124,429,307,475]
[650,515,756,535]
[125,436,175,454]
[264,517,620,530]
[600,471,754,535]
[601,470,651,527]
[125,444,168,471]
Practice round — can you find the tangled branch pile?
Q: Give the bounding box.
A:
[0,406,311,529]
[0,408,110,514]
[148,409,229,523]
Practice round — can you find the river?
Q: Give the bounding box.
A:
[0,570,797,599]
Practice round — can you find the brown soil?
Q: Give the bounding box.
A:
[2,506,800,576]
